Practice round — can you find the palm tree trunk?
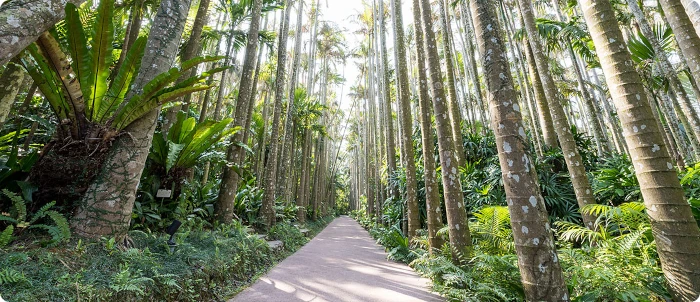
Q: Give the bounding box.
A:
[470,1,569,299]
[391,0,420,238]
[412,2,445,250]
[523,38,557,148]
[659,0,700,98]
[517,0,597,228]
[0,58,25,126]
[416,0,472,259]
[629,0,700,157]
[437,0,466,170]
[71,0,191,238]
[261,0,295,228]
[378,0,398,202]
[215,0,264,223]
[278,0,305,203]
[580,0,700,299]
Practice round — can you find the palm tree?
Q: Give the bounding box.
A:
[390,0,420,238]
[261,0,295,227]
[411,0,444,251]
[628,0,700,158]
[516,0,597,228]
[216,0,264,223]
[682,0,700,35]
[72,0,193,238]
[437,0,467,170]
[468,0,569,299]
[658,0,700,96]
[579,0,700,299]
[415,0,472,259]
[377,0,398,202]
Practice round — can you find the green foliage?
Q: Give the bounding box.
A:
[23,0,225,140]
[0,217,332,301]
[0,190,70,247]
[267,222,307,251]
[0,268,27,285]
[410,251,524,302]
[150,112,240,173]
[371,224,413,263]
[470,206,514,254]
[555,202,669,300]
[591,154,641,205]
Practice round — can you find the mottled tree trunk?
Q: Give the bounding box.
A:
[412,2,445,251]
[215,0,263,223]
[470,0,569,299]
[278,0,305,203]
[416,0,473,260]
[0,0,85,65]
[71,0,191,238]
[580,0,700,299]
[517,0,597,228]
[391,0,420,238]
[162,0,212,134]
[261,0,295,227]
[522,38,557,148]
[437,0,466,170]
[0,58,25,125]
[659,0,700,98]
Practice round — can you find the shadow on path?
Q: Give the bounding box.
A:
[230,216,443,302]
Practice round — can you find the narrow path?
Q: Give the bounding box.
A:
[231,216,443,302]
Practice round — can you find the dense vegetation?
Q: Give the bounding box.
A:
[1,0,700,300]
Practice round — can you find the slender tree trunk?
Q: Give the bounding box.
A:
[278,0,305,203]
[215,0,263,223]
[71,0,191,238]
[412,3,445,250]
[261,0,295,227]
[0,57,25,126]
[629,0,700,156]
[438,0,466,170]
[162,0,212,134]
[517,0,597,228]
[522,38,557,148]
[580,0,700,299]
[391,0,420,238]
[659,0,700,97]
[470,1,569,299]
[416,0,472,260]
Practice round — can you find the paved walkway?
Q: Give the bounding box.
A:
[231,216,443,302]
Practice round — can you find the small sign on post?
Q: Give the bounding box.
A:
[156,189,173,198]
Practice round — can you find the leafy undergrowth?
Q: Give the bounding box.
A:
[0,216,334,301]
[352,208,670,302]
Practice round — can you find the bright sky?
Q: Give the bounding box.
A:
[319,0,413,113]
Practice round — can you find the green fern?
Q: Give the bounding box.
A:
[0,225,13,247]
[3,189,26,222]
[0,268,27,285]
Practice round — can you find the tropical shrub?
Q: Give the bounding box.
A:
[150,112,239,188]
[23,0,225,208]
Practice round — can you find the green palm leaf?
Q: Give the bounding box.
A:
[112,85,212,130]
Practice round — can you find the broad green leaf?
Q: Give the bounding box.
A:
[65,3,91,101]
[87,0,115,121]
[99,36,147,123]
[113,85,212,130]
[166,141,185,173]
